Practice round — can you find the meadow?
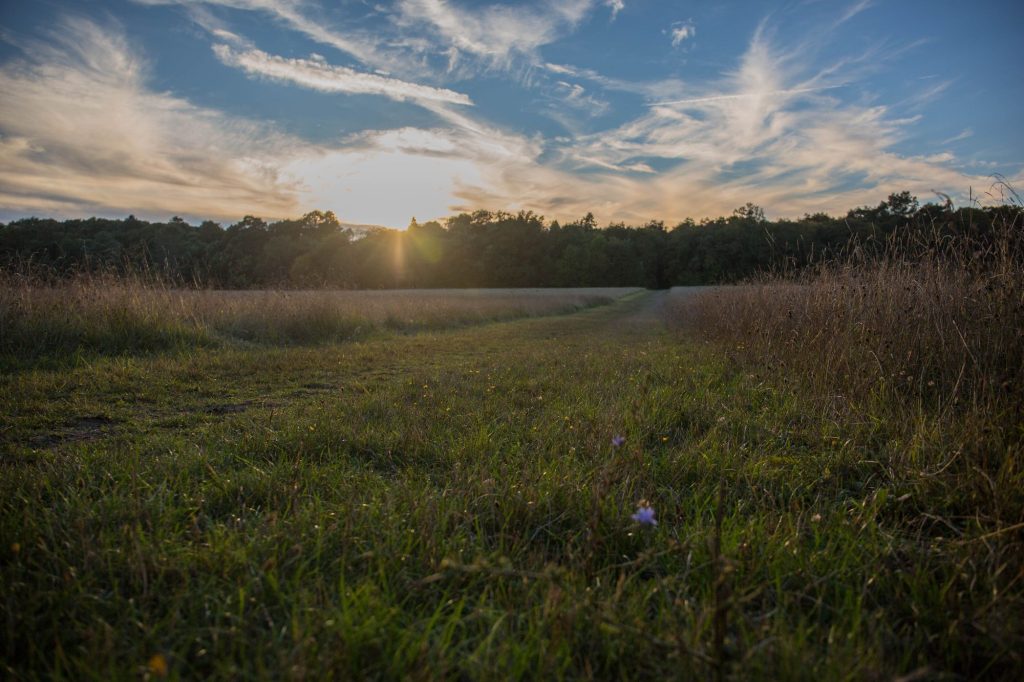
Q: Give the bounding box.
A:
[1,244,1022,678]
[0,274,634,368]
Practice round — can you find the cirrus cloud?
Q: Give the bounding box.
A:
[212,44,473,106]
[396,0,601,66]
[0,16,301,219]
[2,3,1019,229]
[670,21,695,48]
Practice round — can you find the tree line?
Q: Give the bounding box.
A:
[1,192,1019,288]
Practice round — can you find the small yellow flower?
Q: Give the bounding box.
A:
[148,653,168,678]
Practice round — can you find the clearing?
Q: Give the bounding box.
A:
[1,289,1015,679]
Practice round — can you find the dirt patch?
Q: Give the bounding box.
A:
[204,402,252,415]
[27,415,117,449]
[302,382,335,390]
[202,399,283,415]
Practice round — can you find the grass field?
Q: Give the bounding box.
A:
[1,285,1021,679]
[0,274,635,369]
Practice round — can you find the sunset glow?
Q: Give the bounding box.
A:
[1,1,1021,226]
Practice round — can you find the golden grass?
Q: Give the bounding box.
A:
[668,218,1023,412]
[0,269,638,362]
[666,214,1024,523]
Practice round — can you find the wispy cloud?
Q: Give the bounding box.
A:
[0,16,301,219]
[654,85,843,107]
[900,78,953,109]
[444,12,1004,223]
[552,81,610,116]
[941,128,974,145]
[209,27,251,48]
[669,21,695,48]
[835,0,873,27]
[0,14,540,226]
[132,0,392,70]
[396,0,599,65]
[544,61,688,101]
[3,2,1015,228]
[213,44,473,105]
[137,0,617,85]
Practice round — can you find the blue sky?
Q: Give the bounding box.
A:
[0,0,1021,227]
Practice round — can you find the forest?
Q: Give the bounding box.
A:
[1,192,1020,288]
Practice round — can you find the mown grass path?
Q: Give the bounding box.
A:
[2,290,1017,679]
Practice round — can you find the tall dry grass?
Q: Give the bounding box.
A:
[667,210,1024,522]
[0,268,636,366]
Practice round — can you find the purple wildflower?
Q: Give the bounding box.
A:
[611,435,626,448]
[631,503,657,526]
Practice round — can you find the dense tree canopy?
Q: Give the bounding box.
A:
[1,194,1018,288]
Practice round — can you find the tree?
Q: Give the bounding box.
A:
[883,191,919,217]
[732,203,766,222]
[4,197,1018,289]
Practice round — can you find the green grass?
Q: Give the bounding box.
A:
[1,290,1020,679]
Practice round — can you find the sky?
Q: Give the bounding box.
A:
[0,0,1021,228]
